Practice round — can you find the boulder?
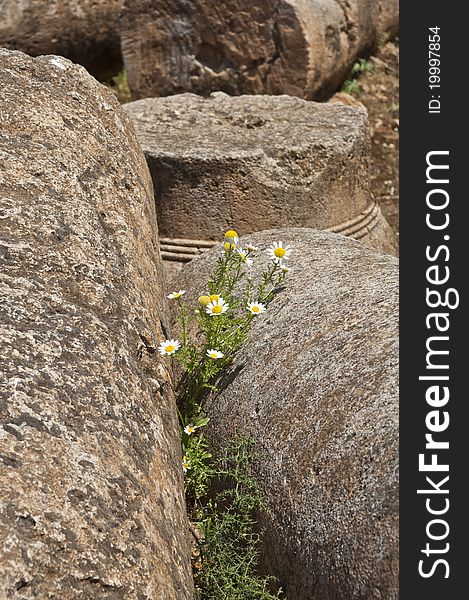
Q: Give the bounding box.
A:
[124,93,398,277]
[0,1,123,79]
[175,228,399,600]
[120,0,398,100]
[0,50,193,599]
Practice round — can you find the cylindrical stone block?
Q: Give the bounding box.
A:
[0,49,193,599]
[175,228,399,600]
[120,0,399,100]
[0,1,123,79]
[124,93,398,265]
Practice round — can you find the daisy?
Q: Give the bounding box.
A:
[206,297,229,316]
[245,243,258,252]
[158,339,181,356]
[167,290,186,300]
[182,456,191,473]
[280,265,292,274]
[236,248,253,267]
[206,349,224,360]
[247,302,266,315]
[267,241,292,264]
[224,229,239,245]
[184,424,197,435]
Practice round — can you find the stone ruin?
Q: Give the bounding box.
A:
[121,0,398,100]
[0,0,399,594]
[125,92,397,278]
[175,228,399,600]
[0,50,193,599]
[0,1,123,79]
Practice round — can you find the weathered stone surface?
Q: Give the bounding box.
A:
[121,0,398,100]
[0,1,123,79]
[124,93,398,265]
[175,228,399,600]
[328,91,366,108]
[0,50,193,599]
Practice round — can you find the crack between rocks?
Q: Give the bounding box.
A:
[262,0,284,85]
[74,574,124,590]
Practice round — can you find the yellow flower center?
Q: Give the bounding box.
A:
[166,345,175,353]
[225,229,238,239]
[212,305,223,314]
[274,247,286,258]
[252,306,260,313]
[209,294,219,301]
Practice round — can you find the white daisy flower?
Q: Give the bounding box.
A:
[280,265,292,274]
[206,297,229,316]
[158,339,181,356]
[182,456,191,473]
[167,290,186,300]
[247,302,266,315]
[184,424,197,435]
[236,248,253,267]
[267,241,292,264]
[245,243,258,252]
[206,349,224,360]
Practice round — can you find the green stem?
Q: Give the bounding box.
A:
[179,299,189,348]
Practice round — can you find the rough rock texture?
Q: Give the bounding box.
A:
[121,0,399,100]
[0,1,123,79]
[175,228,399,600]
[328,91,366,108]
[0,50,193,599]
[125,93,398,261]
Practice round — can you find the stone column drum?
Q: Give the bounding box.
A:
[0,50,194,599]
[121,0,398,100]
[0,1,123,79]
[175,228,399,600]
[124,93,397,276]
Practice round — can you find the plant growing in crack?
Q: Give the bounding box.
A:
[159,229,291,599]
[341,57,374,96]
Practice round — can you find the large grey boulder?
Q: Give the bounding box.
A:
[175,228,399,600]
[121,0,398,100]
[0,50,193,599]
[0,1,123,79]
[124,93,398,275]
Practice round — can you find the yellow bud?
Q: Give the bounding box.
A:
[209,294,219,302]
[224,241,236,250]
[198,295,211,306]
